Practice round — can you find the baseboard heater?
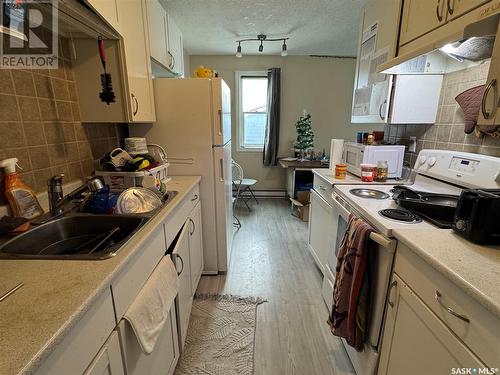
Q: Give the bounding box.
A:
[233,189,287,198]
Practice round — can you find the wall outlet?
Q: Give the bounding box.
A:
[409,136,417,153]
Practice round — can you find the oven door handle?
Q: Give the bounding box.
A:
[369,232,397,253]
[331,192,351,221]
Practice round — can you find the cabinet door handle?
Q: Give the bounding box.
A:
[387,280,397,308]
[167,51,175,70]
[175,254,184,276]
[191,194,198,202]
[436,0,444,22]
[447,0,455,15]
[434,290,470,323]
[379,99,387,121]
[481,79,497,120]
[189,218,195,235]
[319,185,326,191]
[131,93,139,116]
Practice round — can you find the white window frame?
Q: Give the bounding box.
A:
[235,70,268,152]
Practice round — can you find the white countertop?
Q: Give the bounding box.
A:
[393,229,500,319]
[0,176,201,375]
[312,168,408,186]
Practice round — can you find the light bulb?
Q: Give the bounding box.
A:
[259,42,263,52]
[236,44,242,58]
[281,41,288,57]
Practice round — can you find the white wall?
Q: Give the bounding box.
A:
[189,55,382,190]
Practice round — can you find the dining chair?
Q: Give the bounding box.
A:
[232,160,258,211]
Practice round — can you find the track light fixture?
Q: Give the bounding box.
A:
[235,34,290,57]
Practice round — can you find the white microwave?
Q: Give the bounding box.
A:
[344,142,405,179]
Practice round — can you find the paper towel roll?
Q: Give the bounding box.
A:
[329,139,344,172]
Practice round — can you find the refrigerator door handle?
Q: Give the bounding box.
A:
[218,109,223,136]
[219,158,224,182]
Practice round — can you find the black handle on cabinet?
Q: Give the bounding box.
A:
[436,0,443,22]
[481,79,497,120]
[387,280,398,308]
[189,218,195,236]
[447,0,454,15]
[191,194,199,202]
[175,254,184,276]
[131,93,139,116]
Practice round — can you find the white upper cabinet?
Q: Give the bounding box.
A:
[399,0,491,46]
[143,0,184,77]
[351,0,401,123]
[399,0,447,46]
[167,15,184,76]
[86,0,120,31]
[145,0,170,69]
[116,0,156,122]
[477,21,500,127]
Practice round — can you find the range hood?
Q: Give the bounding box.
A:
[378,13,499,74]
[0,0,118,44]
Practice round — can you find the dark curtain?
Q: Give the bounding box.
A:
[263,68,281,166]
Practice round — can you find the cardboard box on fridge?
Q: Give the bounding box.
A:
[290,191,310,222]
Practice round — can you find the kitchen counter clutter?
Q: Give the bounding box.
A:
[312,168,409,186]
[0,176,201,375]
[393,228,500,318]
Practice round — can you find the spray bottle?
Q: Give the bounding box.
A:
[0,158,43,219]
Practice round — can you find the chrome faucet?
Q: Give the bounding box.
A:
[47,174,104,216]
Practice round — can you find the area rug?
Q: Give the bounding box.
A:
[174,293,266,375]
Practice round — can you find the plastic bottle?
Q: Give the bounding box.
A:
[0,158,44,219]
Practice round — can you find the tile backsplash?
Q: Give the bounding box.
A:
[385,60,500,166]
[0,38,120,198]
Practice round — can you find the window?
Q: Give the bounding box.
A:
[236,71,268,150]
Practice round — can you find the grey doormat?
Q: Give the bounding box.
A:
[174,293,266,375]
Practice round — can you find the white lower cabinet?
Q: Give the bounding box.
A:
[84,331,124,375]
[172,219,193,349]
[189,201,203,295]
[307,189,336,274]
[379,274,485,374]
[117,302,179,375]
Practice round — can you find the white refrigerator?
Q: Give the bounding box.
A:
[130,78,233,273]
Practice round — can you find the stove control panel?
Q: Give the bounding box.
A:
[415,149,500,189]
[449,156,480,174]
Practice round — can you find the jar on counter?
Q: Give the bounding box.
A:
[376,160,388,182]
[367,134,375,145]
[335,163,347,179]
[360,163,376,182]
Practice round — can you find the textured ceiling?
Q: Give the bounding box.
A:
[162,0,367,57]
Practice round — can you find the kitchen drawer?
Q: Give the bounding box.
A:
[313,174,334,203]
[394,243,500,366]
[35,289,116,375]
[112,224,167,319]
[164,185,200,248]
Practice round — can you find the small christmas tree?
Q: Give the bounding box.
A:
[294,111,314,152]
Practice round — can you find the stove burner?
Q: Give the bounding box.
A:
[350,189,390,200]
[378,209,422,223]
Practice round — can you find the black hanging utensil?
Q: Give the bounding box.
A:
[98,36,116,105]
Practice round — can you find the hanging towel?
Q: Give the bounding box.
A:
[123,256,179,354]
[328,214,374,351]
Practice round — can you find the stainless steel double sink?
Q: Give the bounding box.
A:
[0,191,178,260]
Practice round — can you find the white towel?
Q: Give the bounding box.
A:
[123,256,179,354]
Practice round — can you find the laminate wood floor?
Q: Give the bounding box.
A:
[197,199,355,375]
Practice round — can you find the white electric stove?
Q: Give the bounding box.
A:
[327,149,500,375]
